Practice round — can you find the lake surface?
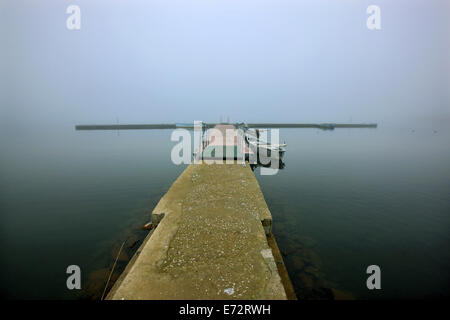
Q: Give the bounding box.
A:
[0,126,449,299]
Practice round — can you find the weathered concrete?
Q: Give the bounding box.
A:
[107,162,286,300]
[266,232,297,300]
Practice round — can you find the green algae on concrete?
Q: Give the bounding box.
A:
[107,162,286,300]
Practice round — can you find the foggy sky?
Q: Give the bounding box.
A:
[1,0,449,133]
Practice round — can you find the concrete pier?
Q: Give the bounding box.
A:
[73,122,377,300]
[107,161,290,300]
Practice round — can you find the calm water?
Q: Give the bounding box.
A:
[0,126,449,299]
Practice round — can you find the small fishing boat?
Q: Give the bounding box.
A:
[244,128,286,158]
[247,140,286,158]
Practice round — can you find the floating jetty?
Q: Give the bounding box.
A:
[106,125,295,300]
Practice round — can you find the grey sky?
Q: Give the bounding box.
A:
[1,0,449,132]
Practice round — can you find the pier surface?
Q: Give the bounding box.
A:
[107,161,288,300]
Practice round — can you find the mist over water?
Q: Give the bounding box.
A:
[0,125,448,299]
[258,127,450,299]
[0,0,449,300]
